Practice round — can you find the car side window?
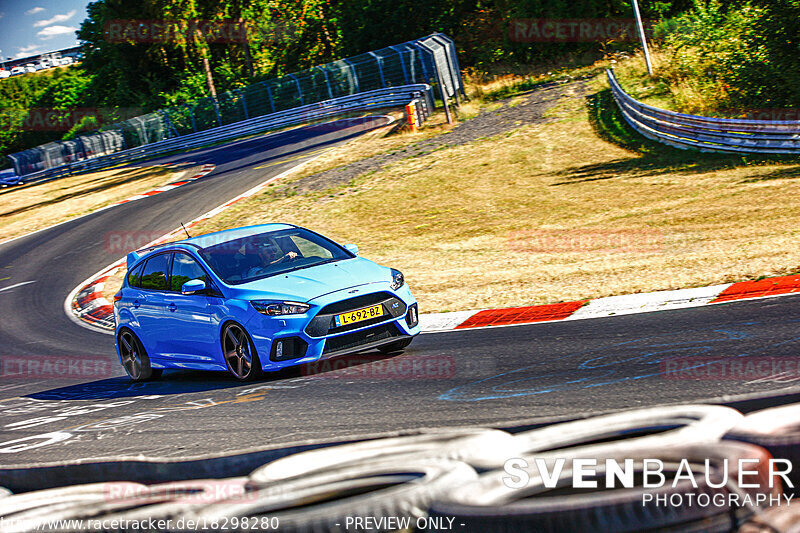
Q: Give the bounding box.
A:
[127,262,144,288]
[140,253,171,291]
[170,253,208,292]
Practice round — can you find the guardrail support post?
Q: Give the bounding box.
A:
[237,90,249,120]
[212,97,222,127]
[317,66,334,100]
[261,82,276,114]
[288,74,304,106]
[158,111,179,138]
[434,68,453,124]
[343,59,360,93]
[368,52,387,87]
[185,104,197,133]
[390,46,410,84]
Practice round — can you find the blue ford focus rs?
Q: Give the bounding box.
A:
[113,224,420,381]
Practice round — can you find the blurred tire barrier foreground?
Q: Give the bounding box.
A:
[725,404,800,498]
[2,403,800,532]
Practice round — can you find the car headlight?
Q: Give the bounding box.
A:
[251,300,310,316]
[389,269,405,290]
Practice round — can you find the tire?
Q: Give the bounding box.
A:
[250,428,524,483]
[428,441,777,533]
[505,404,743,469]
[118,329,158,382]
[377,337,413,354]
[191,459,477,533]
[0,479,250,532]
[86,478,252,525]
[725,402,800,497]
[221,322,262,382]
[737,504,800,533]
[0,481,149,532]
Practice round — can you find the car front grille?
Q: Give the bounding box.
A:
[322,323,402,355]
[318,292,394,314]
[305,291,407,337]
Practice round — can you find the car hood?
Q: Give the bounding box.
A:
[224,258,391,302]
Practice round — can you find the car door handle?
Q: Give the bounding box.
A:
[168,302,177,312]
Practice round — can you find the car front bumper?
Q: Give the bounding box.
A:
[245,283,421,372]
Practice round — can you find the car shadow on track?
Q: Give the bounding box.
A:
[26,349,409,400]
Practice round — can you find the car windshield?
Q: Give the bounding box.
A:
[198,228,351,284]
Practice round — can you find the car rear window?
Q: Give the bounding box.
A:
[127,262,144,288]
[140,254,170,291]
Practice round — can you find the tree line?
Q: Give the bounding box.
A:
[2,0,797,162]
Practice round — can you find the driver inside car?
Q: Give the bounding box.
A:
[245,242,298,278]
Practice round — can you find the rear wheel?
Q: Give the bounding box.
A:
[222,323,262,381]
[377,337,413,354]
[118,329,160,381]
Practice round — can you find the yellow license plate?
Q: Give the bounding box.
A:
[335,304,384,326]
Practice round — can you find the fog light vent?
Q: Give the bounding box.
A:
[406,303,419,328]
[270,337,308,362]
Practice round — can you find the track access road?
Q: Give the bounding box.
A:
[0,116,798,468]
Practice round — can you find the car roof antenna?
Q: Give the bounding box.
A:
[181,222,192,239]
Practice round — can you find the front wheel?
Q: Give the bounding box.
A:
[118,329,160,381]
[222,322,262,381]
[377,337,413,354]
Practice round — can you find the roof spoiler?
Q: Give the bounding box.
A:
[126,251,141,270]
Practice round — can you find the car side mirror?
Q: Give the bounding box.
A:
[181,279,206,295]
[344,243,359,256]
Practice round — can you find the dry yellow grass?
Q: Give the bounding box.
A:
[182,77,800,313]
[0,165,198,244]
[102,70,800,313]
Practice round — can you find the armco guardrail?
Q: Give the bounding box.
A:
[10,84,433,186]
[9,33,461,178]
[607,69,800,154]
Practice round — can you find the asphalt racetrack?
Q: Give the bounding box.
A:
[0,117,799,467]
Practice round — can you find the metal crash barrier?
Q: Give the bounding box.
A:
[607,69,800,154]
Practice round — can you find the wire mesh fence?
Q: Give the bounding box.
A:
[8,33,463,177]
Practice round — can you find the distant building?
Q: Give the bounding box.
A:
[2,46,82,70]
